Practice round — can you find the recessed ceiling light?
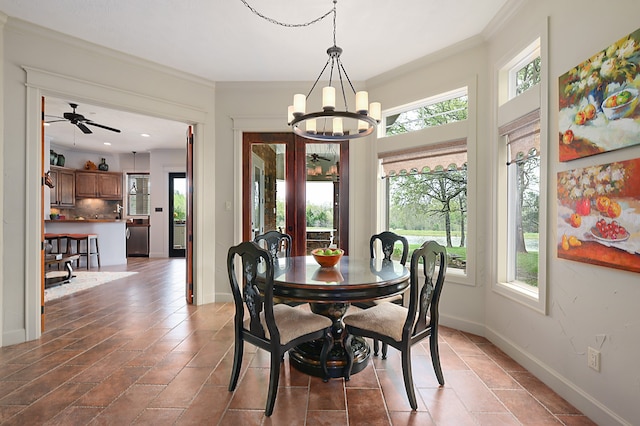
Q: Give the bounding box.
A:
[141,133,150,138]
[104,142,111,146]
[43,122,50,126]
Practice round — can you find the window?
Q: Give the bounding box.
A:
[383,88,468,136]
[495,33,547,313]
[501,111,540,288]
[507,39,541,100]
[380,140,468,275]
[127,173,150,215]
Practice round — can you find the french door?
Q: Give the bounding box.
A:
[242,133,349,256]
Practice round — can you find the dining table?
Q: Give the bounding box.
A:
[264,255,410,379]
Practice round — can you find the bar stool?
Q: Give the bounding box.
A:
[66,234,100,270]
[44,233,69,255]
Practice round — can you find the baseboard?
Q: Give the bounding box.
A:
[2,329,26,347]
[485,326,630,426]
[438,315,628,425]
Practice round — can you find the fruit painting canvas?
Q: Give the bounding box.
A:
[559,27,640,161]
[557,157,640,273]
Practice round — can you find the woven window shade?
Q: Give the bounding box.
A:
[379,139,467,177]
[499,109,540,164]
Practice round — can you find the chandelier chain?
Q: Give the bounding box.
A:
[239,0,335,28]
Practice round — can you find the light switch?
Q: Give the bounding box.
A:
[225,201,232,210]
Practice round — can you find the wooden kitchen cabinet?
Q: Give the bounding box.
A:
[49,166,75,207]
[75,171,123,200]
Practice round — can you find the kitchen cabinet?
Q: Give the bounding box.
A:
[75,171,123,200]
[50,166,75,207]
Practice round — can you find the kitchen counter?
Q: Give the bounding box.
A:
[45,220,127,266]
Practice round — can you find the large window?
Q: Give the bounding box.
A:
[495,35,547,312]
[380,140,468,275]
[501,111,540,287]
[383,88,468,136]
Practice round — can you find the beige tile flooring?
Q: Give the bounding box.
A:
[0,258,596,425]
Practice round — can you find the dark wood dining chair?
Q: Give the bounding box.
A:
[227,241,333,416]
[254,230,300,306]
[343,240,447,410]
[353,231,409,357]
[254,230,292,260]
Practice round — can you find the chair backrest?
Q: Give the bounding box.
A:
[255,230,292,261]
[405,240,447,340]
[227,241,279,344]
[370,231,409,265]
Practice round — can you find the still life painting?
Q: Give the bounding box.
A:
[557,157,640,273]
[558,27,640,162]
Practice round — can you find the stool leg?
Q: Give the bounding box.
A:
[85,238,90,270]
[94,237,101,268]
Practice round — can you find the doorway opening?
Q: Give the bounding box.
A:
[169,172,187,257]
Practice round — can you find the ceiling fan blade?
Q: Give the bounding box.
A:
[45,119,67,123]
[76,122,92,134]
[85,121,121,133]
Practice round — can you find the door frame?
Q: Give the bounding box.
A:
[242,132,349,256]
[24,69,208,341]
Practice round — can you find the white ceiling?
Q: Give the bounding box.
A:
[1,0,513,153]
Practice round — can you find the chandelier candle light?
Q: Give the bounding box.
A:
[241,0,380,141]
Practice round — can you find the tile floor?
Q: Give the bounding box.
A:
[0,258,596,425]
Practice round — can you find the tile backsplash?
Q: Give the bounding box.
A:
[51,199,123,220]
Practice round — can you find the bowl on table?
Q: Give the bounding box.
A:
[311,247,343,267]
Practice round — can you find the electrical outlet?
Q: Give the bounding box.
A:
[588,347,600,372]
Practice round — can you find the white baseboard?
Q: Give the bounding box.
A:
[2,329,26,347]
[438,315,629,425]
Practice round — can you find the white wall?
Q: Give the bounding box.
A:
[483,1,640,424]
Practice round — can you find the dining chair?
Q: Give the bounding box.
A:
[343,240,447,410]
[353,231,409,357]
[254,230,292,260]
[254,230,300,306]
[227,241,333,416]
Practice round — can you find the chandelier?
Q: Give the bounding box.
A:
[241,0,381,141]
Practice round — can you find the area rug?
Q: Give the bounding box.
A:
[45,271,138,302]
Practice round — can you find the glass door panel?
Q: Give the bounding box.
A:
[305,143,341,254]
[169,172,186,257]
[243,133,348,257]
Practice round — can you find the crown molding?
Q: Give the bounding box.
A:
[5,16,215,89]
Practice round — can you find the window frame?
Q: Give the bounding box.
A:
[377,80,477,287]
[127,173,150,216]
[379,87,468,138]
[494,32,548,314]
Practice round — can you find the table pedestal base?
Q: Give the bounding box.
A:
[289,302,370,379]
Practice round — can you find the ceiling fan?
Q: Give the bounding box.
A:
[45,103,121,134]
[307,153,331,163]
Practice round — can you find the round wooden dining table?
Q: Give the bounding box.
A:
[269,255,410,379]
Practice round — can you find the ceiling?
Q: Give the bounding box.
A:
[1,0,513,153]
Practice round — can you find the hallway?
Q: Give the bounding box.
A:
[0,258,594,425]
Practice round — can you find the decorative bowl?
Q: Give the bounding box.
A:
[601,88,638,120]
[311,248,343,267]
